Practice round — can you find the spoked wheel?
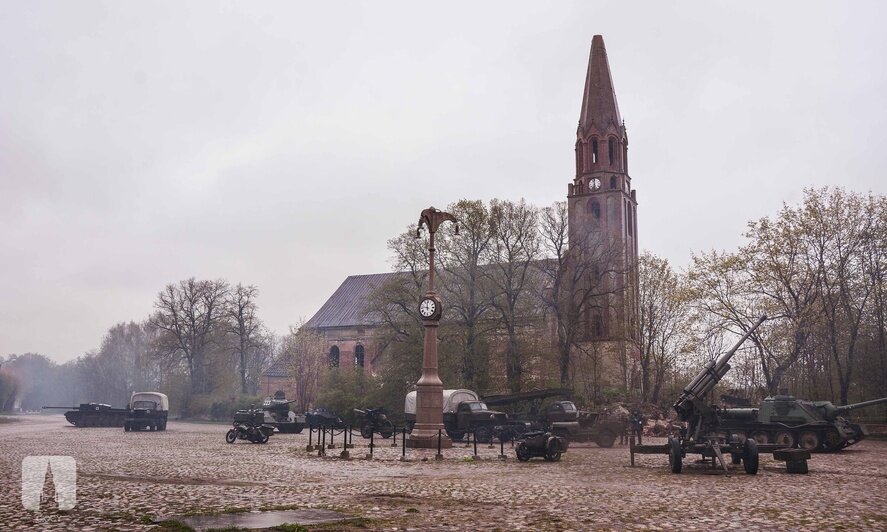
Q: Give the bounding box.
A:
[256,431,270,444]
[730,431,747,445]
[225,429,237,444]
[516,442,531,462]
[380,421,395,439]
[774,431,795,448]
[799,431,820,451]
[668,437,683,474]
[743,438,759,475]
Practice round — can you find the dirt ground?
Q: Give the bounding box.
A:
[1,415,886,531]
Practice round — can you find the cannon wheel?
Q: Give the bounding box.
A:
[123,423,130,432]
[595,429,617,448]
[743,438,759,474]
[774,431,795,448]
[360,426,373,439]
[225,429,237,444]
[446,429,465,442]
[380,420,395,439]
[516,442,531,462]
[668,437,682,474]
[474,426,493,444]
[799,431,820,451]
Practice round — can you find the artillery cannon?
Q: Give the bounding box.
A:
[718,395,887,451]
[43,403,128,427]
[630,315,769,474]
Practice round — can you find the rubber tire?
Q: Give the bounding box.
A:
[595,429,616,448]
[799,431,820,451]
[256,431,270,444]
[225,429,237,444]
[360,426,373,439]
[474,426,493,444]
[668,437,683,474]
[380,420,395,439]
[516,442,531,462]
[743,438,759,475]
[124,423,130,432]
[160,421,167,431]
[544,438,562,462]
[774,431,795,448]
[751,431,769,445]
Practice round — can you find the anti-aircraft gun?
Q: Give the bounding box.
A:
[630,315,768,474]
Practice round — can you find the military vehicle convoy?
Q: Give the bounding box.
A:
[718,394,887,451]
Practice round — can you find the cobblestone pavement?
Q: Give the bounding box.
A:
[1,415,886,530]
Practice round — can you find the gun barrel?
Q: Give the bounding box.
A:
[674,315,766,418]
[42,406,76,410]
[836,396,887,413]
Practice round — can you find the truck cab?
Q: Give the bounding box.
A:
[124,391,169,432]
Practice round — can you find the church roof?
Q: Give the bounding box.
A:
[304,272,404,329]
[579,35,622,134]
[263,356,291,378]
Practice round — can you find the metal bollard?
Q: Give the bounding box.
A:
[306,426,314,451]
[473,429,478,456]
[401,427,407,461]
[436,429,443,460]
[391,426,398,447]
[499,437,506,460]
[318,427,326,457]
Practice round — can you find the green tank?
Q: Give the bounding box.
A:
[42,403,129,427]
[718,395,887,451]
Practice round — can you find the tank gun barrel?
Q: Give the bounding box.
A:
[674,315,767,419]
[42,406,76,410]
[835,396,887,414]
[262,399,299,409]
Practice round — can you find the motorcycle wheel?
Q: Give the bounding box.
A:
[225,429,237,444]
[515,442,531,462]
[256,431,270,444]
[544,438,562,461]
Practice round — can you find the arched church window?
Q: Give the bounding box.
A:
[329,346,340,367]
[628,204,633,236]
[591,139,599,164]
[576,144,584,173]
[588,200,601,219]
[610,176,617,189]
[355,345,365,368]
[608,138,616,165]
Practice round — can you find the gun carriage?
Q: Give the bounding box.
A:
[630,315,771,474]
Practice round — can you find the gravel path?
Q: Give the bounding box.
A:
[1,415,886,530]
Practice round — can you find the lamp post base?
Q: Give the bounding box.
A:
[406,424,453,449]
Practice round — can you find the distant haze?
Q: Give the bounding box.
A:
[2,1,886,361]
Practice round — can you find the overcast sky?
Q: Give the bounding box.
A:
[2,1,885,362]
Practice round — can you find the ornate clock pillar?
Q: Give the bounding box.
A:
[407,206,457,450]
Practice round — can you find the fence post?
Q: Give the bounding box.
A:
[400,426,407,461]
[328,427,335,449]
[367,430,374,459]
[306,427,314,452]
[436,429,443,461]
[473,429,478,458]
[318,427,326,456]
[499,436,506,460]
[391,426,398,447]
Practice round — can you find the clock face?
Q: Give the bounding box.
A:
[589,178,601,191]
[419,298,437,318]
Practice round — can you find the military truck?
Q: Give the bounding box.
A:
[404,389,512,443]
[124,392,169,432]
[718,394,887,451]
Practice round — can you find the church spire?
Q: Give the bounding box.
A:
[579,35,622,134]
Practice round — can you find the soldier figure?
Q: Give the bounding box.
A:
[630,410,645,445]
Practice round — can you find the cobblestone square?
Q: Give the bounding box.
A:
[2,416,886,531]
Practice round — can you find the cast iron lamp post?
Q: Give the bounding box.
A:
[407,206,458,449]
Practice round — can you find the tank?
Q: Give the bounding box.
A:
[718,395,887,451]
[260,394,306,433]
[43,403,129,427]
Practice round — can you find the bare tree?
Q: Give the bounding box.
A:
[150,278,229,398]
[485,199,540,393]
[281,322,328,412]
[224,284,266,394]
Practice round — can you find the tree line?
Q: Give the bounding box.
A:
[3,187,885,421]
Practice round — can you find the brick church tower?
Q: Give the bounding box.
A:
[567,35,640,386]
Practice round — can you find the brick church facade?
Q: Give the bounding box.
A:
[263,35,640,398]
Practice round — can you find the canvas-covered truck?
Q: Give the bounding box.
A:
[405,389,514,443]
[124,392,169,432]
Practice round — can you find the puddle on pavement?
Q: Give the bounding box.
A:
[177,509,347,530]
